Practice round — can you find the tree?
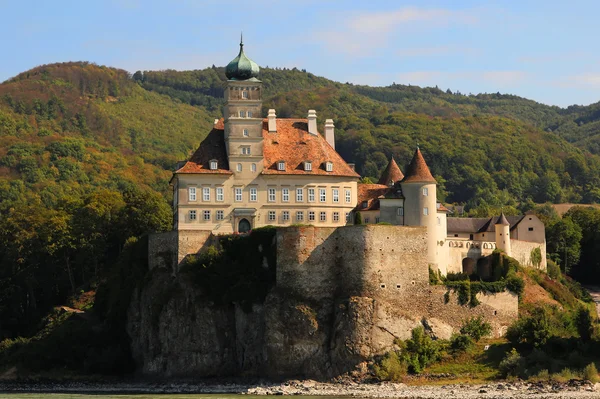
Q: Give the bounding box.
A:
[546,216,582,274]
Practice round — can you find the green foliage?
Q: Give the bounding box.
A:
[373,350,407,381]
[449,333,474,353]
[429,267,441,285]
[507,307,552,349]
[583,363,599,382]
[575,307,594,342]
[547,259,561,279]
[530,247,542,269]
[403,327,445,374]
[354,211,363,225]
[499,348,525,378]
[460,316,492,342]
[181,227,277,311]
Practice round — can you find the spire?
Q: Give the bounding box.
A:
[377,156,404,186]
[495,212,510,226]
[225,36,260,80]
[402,147,436,183]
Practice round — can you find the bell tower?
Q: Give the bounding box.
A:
[223,35,264,174]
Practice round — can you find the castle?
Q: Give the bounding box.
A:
[138,42,548,377]
[165,40,546,276]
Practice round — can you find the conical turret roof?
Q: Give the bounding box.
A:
[377,156,404,186]
[225,35,260,80]
[402,147,436,183]
[495,212,510,226]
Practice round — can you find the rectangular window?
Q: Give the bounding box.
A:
[345,212,350,222]
[242,91,248,99]
[319,188,326,202]
[210,160,218,170]
[326,162,333,172]
[243,128,249,137]
[188,187,196,201]
[333,212,339,222]
[216,210,224,221]
[423,207,429,216]
[308,211,315,222]
[277,161,285,171]
[423,187,429,196]
[296,211,304,222]
[268,211,276,222]
[250,187,257,202]
[332,188,339,203]
[251,163,256,172]
[437,217,441,225]
[375,217,380,223]
[239,110,246,118]
[216,187,224,202]
[203,210,211,221]
[320,211,326,222]
[283,211,290,222]
[247,111,253,118]
[308,188,315,202]
[397,207,404,216]
[296,188,304,202]
[364,217,370,223]
[304,162,312,171]
[282,188,289,202]
[345,189,351,203]
[236,163,242,172]
[189,210,196,220]
[235,188,243,202]
[203,187,210,201]
[242,147,251,155]
[268,188,276,202]
[528,227,534,231]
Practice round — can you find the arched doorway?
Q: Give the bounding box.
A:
[462,257,475,275]
[238,218,251,233]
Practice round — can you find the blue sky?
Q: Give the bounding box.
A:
[1,0,598,107]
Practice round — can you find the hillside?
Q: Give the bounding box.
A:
[137,66,600,207]
[1,61,600,342]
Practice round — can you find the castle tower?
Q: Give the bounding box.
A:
[494,212,511,256]
[401,147,438,266]
[378,156,404,186]
[223,35,264,174]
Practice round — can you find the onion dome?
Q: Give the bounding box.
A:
[378,156,404,186]
[402,147,436,183]
[225,34,260,80]
[495,212,510,226]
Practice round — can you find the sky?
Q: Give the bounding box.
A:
[1,0,599,107]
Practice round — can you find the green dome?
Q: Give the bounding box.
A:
[225,36,259,80]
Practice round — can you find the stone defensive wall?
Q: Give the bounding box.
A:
[511,239,547,271]
[148,230,215,270]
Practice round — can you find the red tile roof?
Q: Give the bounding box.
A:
[175,121,232,174]
[355,183,390,211]
[402,148,436,183]
[261,119,359,177]
[176,118,360,178]
[377,157,404,185]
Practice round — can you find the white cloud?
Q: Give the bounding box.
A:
[313,6,483,56]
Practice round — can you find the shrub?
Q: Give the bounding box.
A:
[373,351,407,381]
[583,363,599,383]
[460,316,492,342]
[531,369,550,382]
[547,259,561,279]
[429,267,440,285]
[499,348,525,377]
[450,333,473,353]
[354,212,363,225]
[506,274,525,297]
[506,307,551,349]
[403,327,444,374]
[530,247,542,269]
[575,307,594,341]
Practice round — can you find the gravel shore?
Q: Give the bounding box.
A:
[1,379,600,398]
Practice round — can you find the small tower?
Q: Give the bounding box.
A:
[401,147,437,266]
[494,212,511,256]
[223,35,263,173]
[378,156,404,186]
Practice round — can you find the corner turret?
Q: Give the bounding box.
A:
[494,212,511,256]
[401,147,438,267]
[378,156,404,186]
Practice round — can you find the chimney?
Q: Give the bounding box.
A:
[324,119,335,149]
[308,110,317,135]
[268,109,277,132]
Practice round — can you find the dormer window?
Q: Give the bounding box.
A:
[304,161,312,171]
[242,91,248,99]
[277,161,286,171]
[362,201,368,209]
[243,129,249,137]
[326,162,333,172]
[209,159,218,170]
[239,110,246,118]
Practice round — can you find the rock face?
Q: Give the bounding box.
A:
[127,226,518,379]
